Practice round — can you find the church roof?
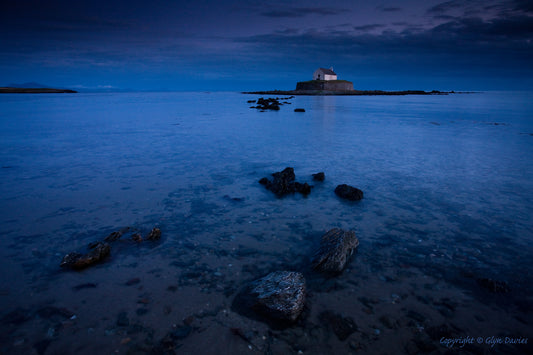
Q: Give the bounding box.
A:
[317,68,336,75]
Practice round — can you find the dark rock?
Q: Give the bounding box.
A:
[294,182,312,196]
[247,271,306,322]
[60,242,111,270]
[157,325,193,352]
[125,278,141,286]
[72,282,97,291]
[294,108,305,112]
[131,233,143,242]
[334,184,364,201]
[116,311,130,327]
[2,308,30,325]
[36,306,74,319]
[477,278,510,293]
[259,167,313,197]
[319,310,357,341]
[146,227,161,241]
[104,231,123,242]
[104,227,130,242]
[247,100,256,103]
[312,172,325,181]
[312,228,359,273]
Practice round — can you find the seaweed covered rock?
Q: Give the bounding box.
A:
[259,167,313,197]
[334,184,364,201]
[242,271,306,323]
[60,242,111,270]
[312,228,359,273]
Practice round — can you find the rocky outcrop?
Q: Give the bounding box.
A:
[60,242,111,270]
[312,228,359,273]
[61,226,161,270]
[248,271,306,322]
[335,184,364,201]
[259,167,312,197]
[312,172,325,181]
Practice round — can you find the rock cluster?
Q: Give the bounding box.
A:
[60,226,162,270]
[236,228,359,325]
[259,167,312,197]
[60,242,111,270]
[249,96,295,111]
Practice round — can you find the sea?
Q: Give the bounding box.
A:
[0,91,532,354]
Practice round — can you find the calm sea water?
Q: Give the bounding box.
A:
[1,91,532,354]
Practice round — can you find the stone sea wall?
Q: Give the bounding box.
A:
[295,80,354,91]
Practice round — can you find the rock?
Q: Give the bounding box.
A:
[60,242,111,270]
[477,278,510,293]
[248,271,306,322]
[319,310,357,341]
[294,108,305,112]
[146,228,161,241]
[312,228,359,273]
[104,231,122,242]
[104,227,130,242]
[312,172,325,181]
[131,233,143,242]
[259,167,313,197]
[334,184,364,201]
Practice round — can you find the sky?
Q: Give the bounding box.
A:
[1,0,532,91]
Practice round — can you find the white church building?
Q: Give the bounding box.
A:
[313,67,337,81]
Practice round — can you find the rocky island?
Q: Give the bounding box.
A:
[0,87,77,93]
[244,67,452,96]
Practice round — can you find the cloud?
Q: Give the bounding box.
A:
[260,7,347,18]
[353,24,386,32]
[427,0,464,14]
[377,6,402,12]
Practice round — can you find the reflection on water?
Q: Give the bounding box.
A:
[0,91,532,354]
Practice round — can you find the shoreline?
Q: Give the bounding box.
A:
[243,89,455,96]
[0,87,77,94]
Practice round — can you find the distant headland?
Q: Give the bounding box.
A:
[0,87,77,94]
[244,67,452,96]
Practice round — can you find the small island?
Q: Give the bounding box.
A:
[244,67,452,96]
[0,87,77,94]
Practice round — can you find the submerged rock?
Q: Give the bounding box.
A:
[247,271,306,322]
[259,167,313,197]
[320,310,357,341]
[477,278,510,293]
[60,242,111,270]
[335,184,364,201]
[312,228,359,273]
[294,108,305,112]
[146,227,161,241]
[104,227,130,242]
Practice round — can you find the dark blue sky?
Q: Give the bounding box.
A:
[1,0,532,91]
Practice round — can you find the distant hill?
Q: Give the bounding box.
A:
[7,82,50,88]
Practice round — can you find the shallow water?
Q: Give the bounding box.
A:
[1,91,532,354]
